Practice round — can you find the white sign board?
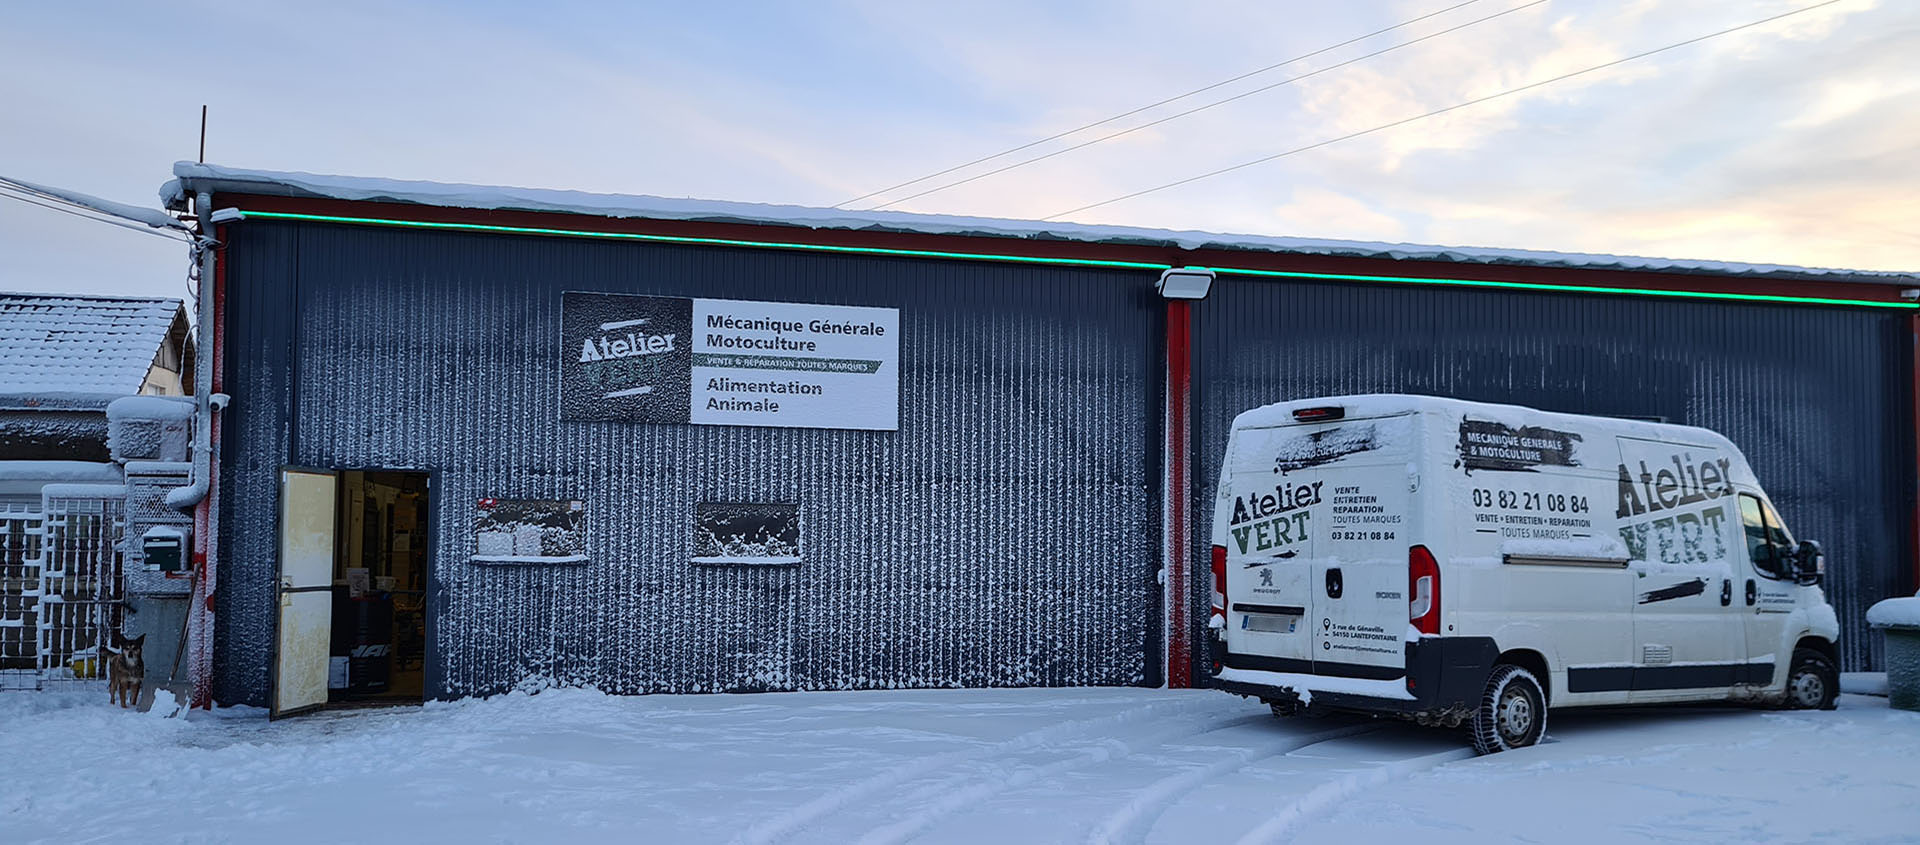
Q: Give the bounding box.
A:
[690,298,897,430]
[561,292,899,431]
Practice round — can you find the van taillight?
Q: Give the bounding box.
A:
[1210,545,1228,628]
[1409,544,1440,636]
[1292,406,1345,422]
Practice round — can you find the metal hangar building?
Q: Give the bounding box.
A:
[160,163,1918,712]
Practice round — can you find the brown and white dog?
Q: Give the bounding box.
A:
[107,633,145,709]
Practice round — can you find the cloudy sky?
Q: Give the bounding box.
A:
[4,0,1914,300]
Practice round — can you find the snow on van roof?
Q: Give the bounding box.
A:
[1230,393,1735,445]
[165,162,1919,285]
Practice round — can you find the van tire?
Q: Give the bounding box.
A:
[1785,647,1838,711]
[1471,664,1547,755]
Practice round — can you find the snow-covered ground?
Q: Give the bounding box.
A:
[2,685,1914,844]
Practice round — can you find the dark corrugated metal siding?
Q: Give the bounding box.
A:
[213,223,298,705]
[217,222,1161,705]
[1192,276,1914,673]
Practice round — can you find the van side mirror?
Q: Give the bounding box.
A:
[1791,539,1824,585]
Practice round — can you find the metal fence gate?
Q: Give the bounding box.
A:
[0,492,126,691]
[0,505,41,689]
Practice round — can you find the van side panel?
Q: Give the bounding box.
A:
[1438,408,1635,706]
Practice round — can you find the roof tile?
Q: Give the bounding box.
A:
[0,293,183,396]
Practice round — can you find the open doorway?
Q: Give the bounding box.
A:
[329,470,430,704]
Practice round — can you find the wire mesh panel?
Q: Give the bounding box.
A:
[0,505,44,691]
[33,493,125,690]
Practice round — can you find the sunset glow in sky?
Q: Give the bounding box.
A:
[4,0,1914,299]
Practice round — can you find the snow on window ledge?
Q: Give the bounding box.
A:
[470,554,589,566]
[690,555,802,567]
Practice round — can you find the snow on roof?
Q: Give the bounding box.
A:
[0,292,183,396]
[106,394,194,421]
[0,460,122,485]
[1230,392,1738,450]
[168,161,1919,284]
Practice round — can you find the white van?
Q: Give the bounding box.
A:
[1207,395,1840,754]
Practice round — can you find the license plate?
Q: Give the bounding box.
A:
[1243,614,1299,633]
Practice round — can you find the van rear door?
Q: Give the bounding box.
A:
[1222,411,1416,679]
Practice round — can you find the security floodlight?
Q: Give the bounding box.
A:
[1156,266,1215,300]
[210,207,245,223]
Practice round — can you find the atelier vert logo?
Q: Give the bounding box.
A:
[577,321,677,364]
[561,292,693,422]
[1614,438,1735,566]
[1226,481,1323,556]
[1615,452,1734,518]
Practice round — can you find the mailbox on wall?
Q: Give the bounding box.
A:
[141,526,188,573]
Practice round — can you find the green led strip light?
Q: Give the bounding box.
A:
[237,209,1915,310]
[1215,266,1917,309]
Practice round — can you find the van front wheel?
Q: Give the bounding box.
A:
[1471,664,1547,755]
[1785,647,1838,711]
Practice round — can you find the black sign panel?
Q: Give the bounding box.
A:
[1458,418,1581,473]
[560,292,693,422]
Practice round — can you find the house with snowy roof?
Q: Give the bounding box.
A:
[0,292,194,497]
[0,292,199,684]
[0,292,194,401]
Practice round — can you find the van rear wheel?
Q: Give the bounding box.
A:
[1470,664,1546,755]
[1785,647,1838,711]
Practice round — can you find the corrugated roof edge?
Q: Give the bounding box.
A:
[166,161,1920,285]
[0,392,121,411]
[0,290,183,307]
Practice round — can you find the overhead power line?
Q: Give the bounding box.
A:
[0,175,188,232]
[1044,0,1844,221]
[864,0,1548,212]
[835,0,1490,209]
[0,185,192,244]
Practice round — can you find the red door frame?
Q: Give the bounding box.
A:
[1164,299,1194,688]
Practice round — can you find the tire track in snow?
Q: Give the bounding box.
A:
[732,699,1200,845]
[1232,745,1476,845]
[852,711,1271,845]
[1085,722,1379,845]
